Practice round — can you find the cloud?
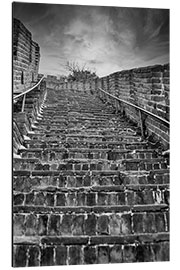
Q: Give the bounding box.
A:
[13,3,169,77]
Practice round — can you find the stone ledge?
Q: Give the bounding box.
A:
[13,232,169,246]
[13,204,168,214]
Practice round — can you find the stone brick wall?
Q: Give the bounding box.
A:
[93,64,170,150]
[13,18,40,93]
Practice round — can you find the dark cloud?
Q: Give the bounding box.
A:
[13,3,169,77]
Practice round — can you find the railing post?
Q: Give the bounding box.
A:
[21,93,26,112]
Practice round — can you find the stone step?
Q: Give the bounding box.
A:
[25,139,149,150]
[13,234,169,266]
[27,133,142,143]
[13,169,170,189]
[32,123,135,131]
[13,184,169,207]
[13,157,168,172]
[13,205,169,239]
[13,86,170,266]
[18,148,159,161]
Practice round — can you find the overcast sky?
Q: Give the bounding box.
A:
[13,2,169,77]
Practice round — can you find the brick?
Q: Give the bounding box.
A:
[134,191,145,204]
[61,214,72,235]
[152,242,169,261]
[56,192,66,206]
[77,192,86,206]
[85,214,97,235]
[58,174,66,187]
[41,246,54,266]
[110,245,123,263]
[74,164,81,170]
[69,246,81,265]
[84,246,97,264]
[72,215,84,235]
[123,245,136,262]
[67,175,76,187]
[109,214,121,235]
[66,163,73,170]
[76,176,83,187]
[121,214,131,234]
[108,193,117,205]
[97,215,109,235]
[133,213,144,233]
[147,171,155,184]
[34,192,45,205]
[82,164,88,170]
[143,213,156,233]
[28,246,40,267]
[126,161,138,170]
[126,191,134,205]
[90,163,96,170]
[25,214,37,236]
[155,213,166,232]
[46,192,54,206]
[86,192,96,206]
[55,246,67,265]
[98,246,109,264]
[13,214,25,236]
[48,214,60,235]
[66,193,76,206]
[135,245,154,262]
[37,214,48,235]
[14,245,28,267]
[84,174,91,186]
[117,192,126,205]
[13,193,24,205]
[98,192,108,205]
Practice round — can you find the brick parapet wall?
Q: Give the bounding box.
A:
[94,64,170,150]
[13,18,40,93]
[99,64,169,120]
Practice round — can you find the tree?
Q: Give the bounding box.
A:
[65,61,98,82]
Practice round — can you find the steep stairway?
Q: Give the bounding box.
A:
[13,88,169,267]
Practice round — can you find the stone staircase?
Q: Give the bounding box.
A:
[13,88,169,267]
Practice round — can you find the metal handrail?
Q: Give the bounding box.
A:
[98,87,170,127]
[13,76,45,100]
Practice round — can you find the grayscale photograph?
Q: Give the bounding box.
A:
[12,1,169,267]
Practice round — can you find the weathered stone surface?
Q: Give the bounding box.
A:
[110,245,123,263]
[97,215,109,235]
[84,246,97,264]
[98,246,109,264]
[85,214,97,235]
[48,214,60,235]
[28,246,40,266]
[14,245,28,267]
[40,246,54,266]
[55,246,67,265]
[69,246,81,265]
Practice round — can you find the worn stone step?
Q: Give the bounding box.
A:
[18,148,159,161]
[13,157,168,171]
[14,232,169,246]
[13,169,170,191]
[13,234,169,266]
[13,184,169,208]
[13,205,169,238]
[25,139,149,150]
[27,132,142,143]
